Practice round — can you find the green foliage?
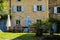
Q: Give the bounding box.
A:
[0,0,4,3]
[0,0,8,13]
[56,20,60,24]
[33,21,44,27]
[31,18,58,32]
[48,18,57,23]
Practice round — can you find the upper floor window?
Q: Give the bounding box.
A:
[37,0,41,1]
[34,4,45,12]
[17,0,21,1]
[57,7,60,13]
[37,5,42,11]
[17,6,21,12]
[54,6,60,14]
[13,5,24,12]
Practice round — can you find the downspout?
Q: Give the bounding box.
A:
[9,0,11,14]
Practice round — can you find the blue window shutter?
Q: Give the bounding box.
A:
[54,7,57,14]
[42,4,45,11]
[21,5,24,12]
[34,5,37,12]
[13,5,17,12]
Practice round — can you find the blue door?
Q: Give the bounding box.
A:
[52,23,57,32]
[24,16,32,32]
[0,20,7,32]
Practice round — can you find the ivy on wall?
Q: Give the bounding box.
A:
[0,14,12,20]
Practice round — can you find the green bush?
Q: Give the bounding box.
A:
[31,18,58,33]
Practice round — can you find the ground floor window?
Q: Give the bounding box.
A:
[16,20,20,25]
[0,20,7,32]
[36,19,41,22]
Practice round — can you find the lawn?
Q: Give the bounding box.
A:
[0,32,60,40]
[0,32,39,40]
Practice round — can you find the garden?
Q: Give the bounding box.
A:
[0,18,60,40]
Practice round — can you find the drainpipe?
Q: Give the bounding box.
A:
[9,0,11,14]
[55,0,57,19]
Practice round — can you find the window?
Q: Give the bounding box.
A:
[37,5,42,11]
[17,0,21,1]
[16,20,20,25]
[13,5,24,12]
[57,7,60,13]
[37,0,41,1]
[17,6,21,12]
[36,19,41,22]
[34,5,45,12]
[54,7,60,13]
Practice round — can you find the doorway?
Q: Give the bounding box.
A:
[0,20,7,32]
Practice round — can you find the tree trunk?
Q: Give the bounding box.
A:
[36,27,43,37]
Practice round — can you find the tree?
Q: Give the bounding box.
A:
[32,21,44,37]
[0,0,8,13]
[31,18,57,37]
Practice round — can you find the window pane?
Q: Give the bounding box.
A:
[37,5,42,11]
[36,19,41,22]
[40,6,42,11]
[17,6,21,12]
[37,6,40,11]
[57,7,60,13]
[16,20,20,25]
[16,20,18,24]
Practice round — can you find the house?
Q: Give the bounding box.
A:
[1,0,60,32]
[9,0,49,27]
[7,0,49,32]
[49,0,60,19]
[49,0,60,33]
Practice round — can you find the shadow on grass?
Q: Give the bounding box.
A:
[12,33,39,40]
[11,33,60,40]
[42,35,60,40]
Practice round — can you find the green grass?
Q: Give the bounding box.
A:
[0,32,60,40]
[0,32,39,40]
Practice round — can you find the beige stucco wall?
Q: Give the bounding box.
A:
[11,0,49,26]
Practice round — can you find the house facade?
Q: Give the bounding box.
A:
[9,0,49,27]
[49,0,60,19]
[0,0,60,32]
[49,0,60,32]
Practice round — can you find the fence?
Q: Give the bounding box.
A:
[8,26,36,33]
